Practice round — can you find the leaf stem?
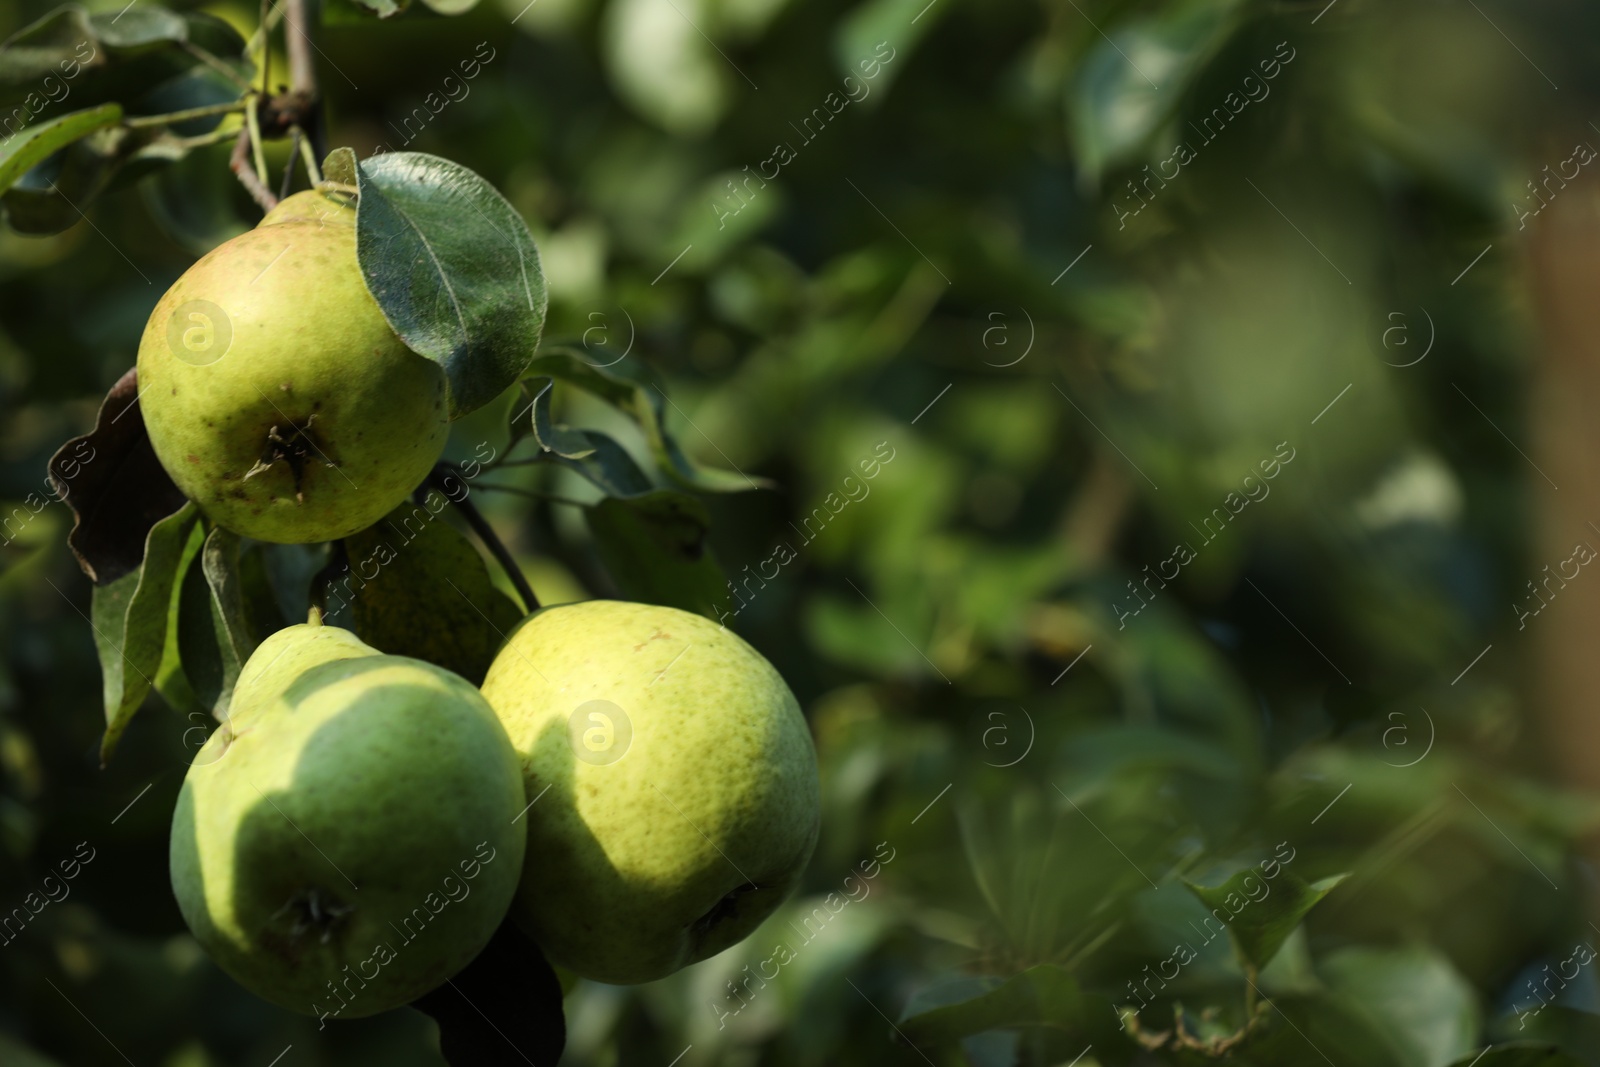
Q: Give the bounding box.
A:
[428,466,540,614]
[123,100,248,129]
[246,96,269,186]
[294,125,323,185]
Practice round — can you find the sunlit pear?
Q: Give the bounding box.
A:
[479,600,820,984]
[137,190,448,544]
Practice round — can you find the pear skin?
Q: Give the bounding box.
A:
[479,600,821,984]
[170,625,527,1017]
[137,190,449,544]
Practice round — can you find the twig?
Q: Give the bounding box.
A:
[294,126,322,185]
[285,0,316,96]
[123,100,248,129]
[245,96,269,186]
[279,127,301,199]
[428,466,540,613]
[245,1,286,61]
[230,127,278,212]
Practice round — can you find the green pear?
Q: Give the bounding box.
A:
[170,622,527,1019]
[137,190,448,544]
[479,600,820,984]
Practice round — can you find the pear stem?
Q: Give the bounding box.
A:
[427,466,541,614]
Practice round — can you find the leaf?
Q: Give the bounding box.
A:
[897,964,1095,1045]
[1322,945,1479,1067]
[420,0,481,13]
[0,102,120,196]
[340,149,547,419]
[1183,869,1348,971]
[410,920,566,1066]
[585,491,726,618]
[542,429,655,499]
[331,498,524,686]
[526,348,769,492]
[510,376,595,459]
[90,503,198,764]
[1066,0,1243,184]
[177,527,261,719]
[0,6,248,113]
[47,367,188,585]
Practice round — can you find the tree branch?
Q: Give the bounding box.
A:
[230,127,278,212]
[286,0,317,97]
[429,466,541,614]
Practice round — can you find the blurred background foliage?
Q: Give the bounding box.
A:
[5,0,1600,1064]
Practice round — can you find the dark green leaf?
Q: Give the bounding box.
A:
[90,503,198,764]
[585,491,726,618]
[347,150,547,419]
[510,376,596,459]
[410,920,565,1066]
[177,527,260,718]
[0,6,248,115]
[527,347,768,492]
[0,102,120,197]
[330,498,523,686]
[542,429,655,498]
[1183,869,1348,971]
[1,122,141,234]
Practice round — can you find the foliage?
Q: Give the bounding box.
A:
[1,0,1598,1064]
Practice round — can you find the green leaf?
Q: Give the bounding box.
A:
[1183,869,1348,971]
[89,503,198,764]
[585,491,726,618]
[419,0,481,13]
[543,429,656,499]
[330,499,524,686]
[342,149,547,419]
[1322,945,1479,1067]
[177,527,261,718]
[526,348,768,492]
[897,964,1095,1045]
[0,6,248,113]
[510,376,596,459]
[0,103,121,196]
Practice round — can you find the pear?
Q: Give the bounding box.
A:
[479,600,820,984]
[170,622,527,1018]
[137,190,449,544]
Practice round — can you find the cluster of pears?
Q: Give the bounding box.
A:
[143,189,820,1018]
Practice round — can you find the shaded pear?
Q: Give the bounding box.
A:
[171,622,526,1018]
